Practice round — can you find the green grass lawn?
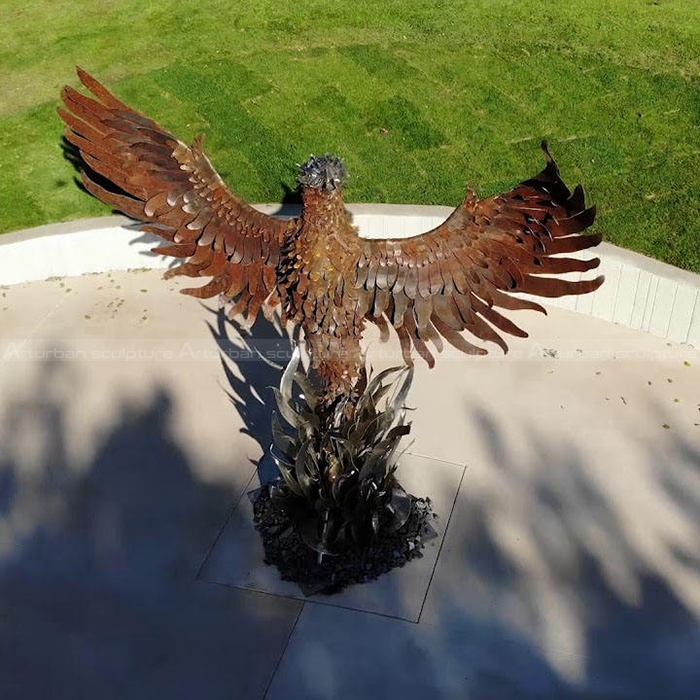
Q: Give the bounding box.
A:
[1,0,699,271]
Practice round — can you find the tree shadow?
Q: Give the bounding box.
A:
[273,393,700,698]
[0,355,300,700]
[419,402,700,698]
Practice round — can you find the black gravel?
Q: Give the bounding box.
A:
[251,485,438,596]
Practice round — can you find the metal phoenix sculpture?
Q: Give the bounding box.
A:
[59,69,604,587]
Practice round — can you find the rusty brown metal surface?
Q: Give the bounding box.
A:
[60,68,603,398]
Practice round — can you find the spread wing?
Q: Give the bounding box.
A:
[59,67,298,322]
[351,142,604,366]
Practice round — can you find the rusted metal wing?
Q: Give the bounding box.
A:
[350,142,603,366]
[59,68,298,324]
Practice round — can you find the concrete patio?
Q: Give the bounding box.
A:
[1,261,699,698]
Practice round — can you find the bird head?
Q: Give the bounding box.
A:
[297,154,348,192]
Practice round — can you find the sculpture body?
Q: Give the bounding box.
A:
[59,69,605,583]
[59,68,604,401]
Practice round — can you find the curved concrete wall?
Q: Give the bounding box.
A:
[1,205,698,346]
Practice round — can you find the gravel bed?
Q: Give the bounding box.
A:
[252,485,438,596]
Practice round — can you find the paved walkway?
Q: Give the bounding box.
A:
[1,269,699,699]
